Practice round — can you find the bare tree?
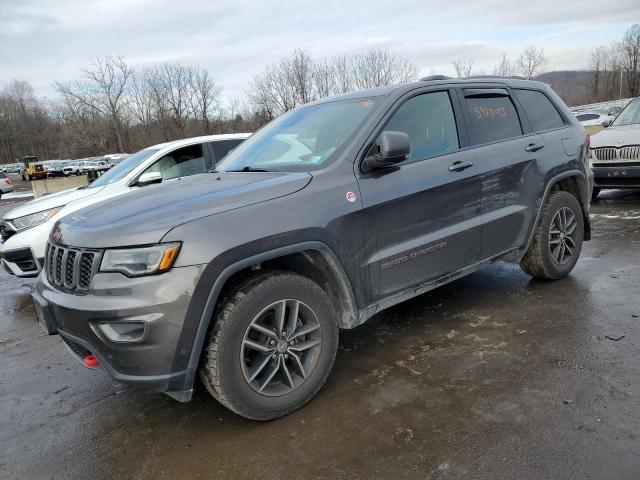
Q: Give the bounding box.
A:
[248,48,417,117]
[590,47,609,101]
[493,53,517,77]
[452,58,474,78]
[621,23,640,97]
[55,56,132,151]
[351,49,418,89]
[517,46,548,79]
[187,66,222,134]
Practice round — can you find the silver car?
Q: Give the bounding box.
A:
[0,171,14,199]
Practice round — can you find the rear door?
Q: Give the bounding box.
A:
[357,89,482,301]
[457,87,545,259]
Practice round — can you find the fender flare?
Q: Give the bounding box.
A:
[183,240,358,389]
[523,169,590,254]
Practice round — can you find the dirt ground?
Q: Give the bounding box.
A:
[1,190,639,480]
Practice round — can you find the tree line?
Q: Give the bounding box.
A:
[1,23,639,163]
[589,24,640,103]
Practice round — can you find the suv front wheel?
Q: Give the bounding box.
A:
[200,271,339,420]
[520,190,584,279]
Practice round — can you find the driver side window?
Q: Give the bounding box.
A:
[144,143,205,181]
[380,91,459,163]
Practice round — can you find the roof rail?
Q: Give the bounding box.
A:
[420,75,453,81]
[464,75,528,80]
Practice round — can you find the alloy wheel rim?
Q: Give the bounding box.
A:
[240,299,322,396]
[549,206,578,265]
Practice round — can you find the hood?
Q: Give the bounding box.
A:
[3,185,104,221]
[54,171,312,248]
[591,124,640,148]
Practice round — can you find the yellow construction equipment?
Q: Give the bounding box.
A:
[21,156,48,181]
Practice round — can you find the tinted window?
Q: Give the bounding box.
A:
[381,91,459,162]
[144,143,205,180]
[514,89,565,131]
[576,113,598,121]
[0,172,6,179]
[464,93,522,145]
[211,139,245,162]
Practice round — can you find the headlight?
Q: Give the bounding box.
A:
[100,243,181,277]
[12,207,63,231]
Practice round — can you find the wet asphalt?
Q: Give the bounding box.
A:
[1,189,639,480]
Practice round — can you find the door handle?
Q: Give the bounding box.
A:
[449,160,474,172]
[525,143,545,152]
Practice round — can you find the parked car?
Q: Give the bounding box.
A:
[0,172,14,199]
[81,161,100,173]
[575,112,614,127]
[32,78,592,420]
[47,162,68,177]
[590,97,640,199]
[0,133,250,276]
[62,162,83,176]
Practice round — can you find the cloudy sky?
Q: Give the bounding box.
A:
[1,0,638,100]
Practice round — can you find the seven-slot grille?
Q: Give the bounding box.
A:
[593,146,640,162]
[45,243,102,293]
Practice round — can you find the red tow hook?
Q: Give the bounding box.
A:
[83,354,100,367]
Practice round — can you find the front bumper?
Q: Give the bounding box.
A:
[35,264,205,399]
[0,220,53,276]
[592,164,640,188]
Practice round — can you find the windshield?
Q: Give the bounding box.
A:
[217,97,380,172]
[612,99,640,127]
[88,148,159,188]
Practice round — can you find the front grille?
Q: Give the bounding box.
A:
[45,243,102,293]
[620,146,640,160]
[593,145,640,162]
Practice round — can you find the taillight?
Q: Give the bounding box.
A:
[584,132,591,149]
[5,179,12,185]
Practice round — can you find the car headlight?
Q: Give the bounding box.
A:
[12,207,63,231]
[100,243,181,277]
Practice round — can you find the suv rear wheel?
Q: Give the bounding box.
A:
[200,271,339,420]
[520,190,584,279]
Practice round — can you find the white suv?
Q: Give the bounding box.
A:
[0,133,250,276]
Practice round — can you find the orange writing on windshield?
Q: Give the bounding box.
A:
[474,106,507,119]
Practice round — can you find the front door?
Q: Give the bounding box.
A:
[357,90,482,301]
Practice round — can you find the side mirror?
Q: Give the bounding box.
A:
[363,131,410,171]
[601,119,612,128]
[136,171,163,187]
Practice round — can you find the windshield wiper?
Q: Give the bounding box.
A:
[227,166,274,172]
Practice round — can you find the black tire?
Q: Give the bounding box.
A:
[200,271,339,420]
[591,187,601,201]
[520,190,584,280]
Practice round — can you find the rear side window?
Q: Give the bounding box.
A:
[0,172,6,178]
[463,92,522,145]
[381,91,459,162]
[211,139,245,162]
[514,89,565,131]
[576,113,598,121]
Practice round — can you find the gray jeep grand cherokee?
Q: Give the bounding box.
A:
[34,77,592,420]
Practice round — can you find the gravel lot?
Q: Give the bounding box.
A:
[1,190,639,480]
